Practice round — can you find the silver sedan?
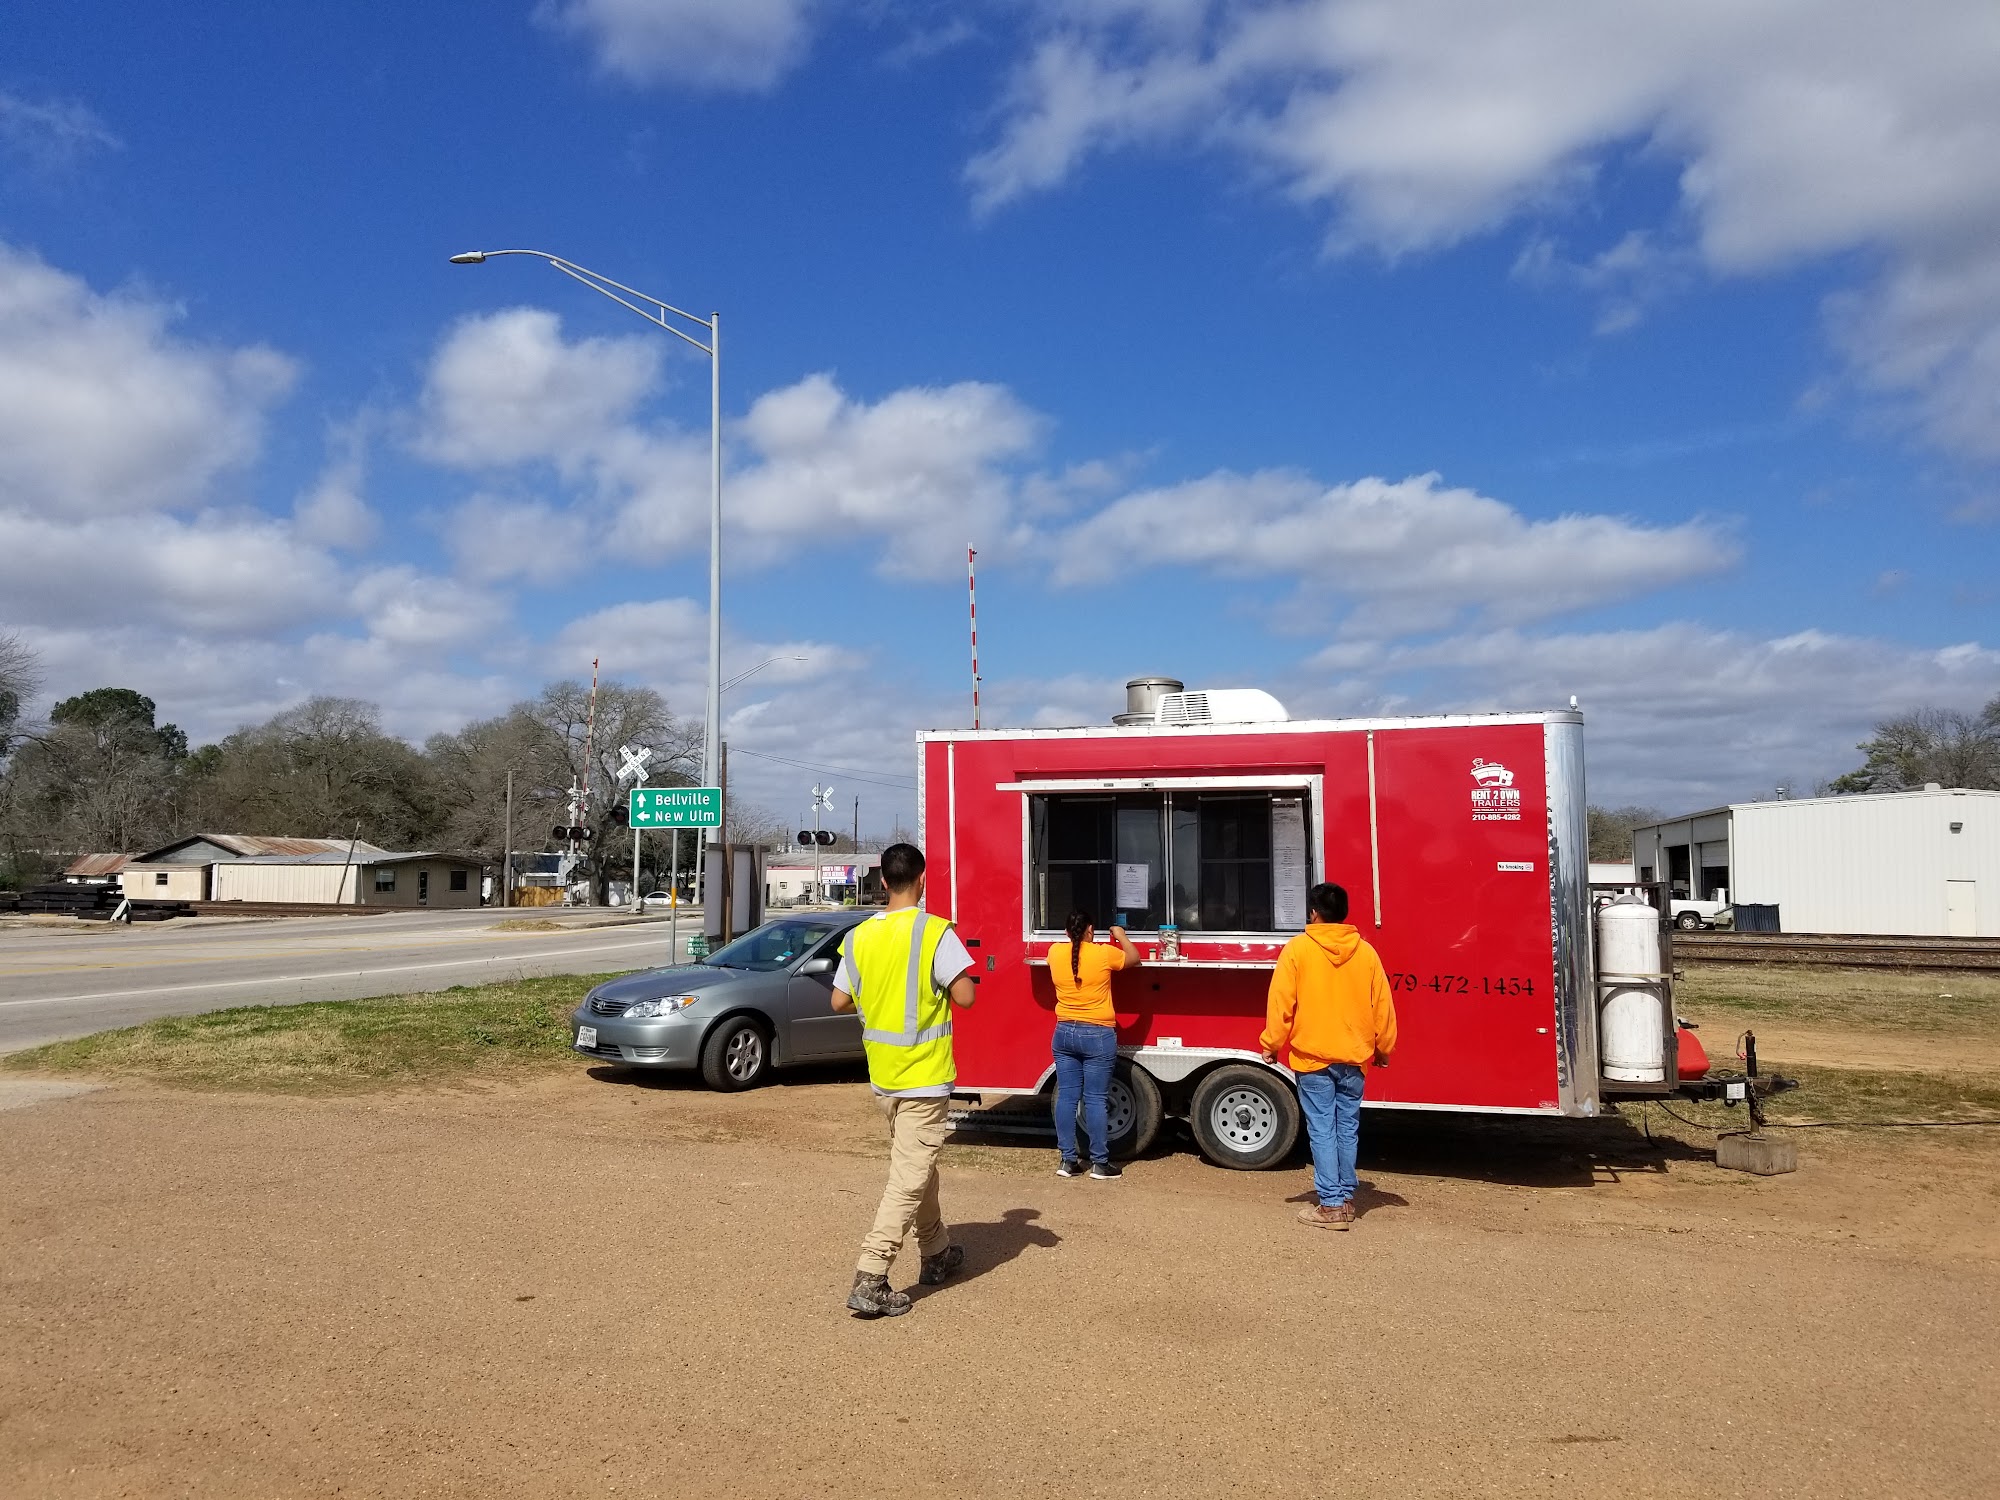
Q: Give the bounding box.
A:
[569,911,871,1089]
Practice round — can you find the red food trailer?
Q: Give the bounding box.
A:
[918,679,1740,1169]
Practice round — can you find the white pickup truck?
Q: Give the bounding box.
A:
[1670,897,1731,930]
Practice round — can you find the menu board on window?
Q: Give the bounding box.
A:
[1271,797,1309,929]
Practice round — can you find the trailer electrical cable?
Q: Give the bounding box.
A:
[1646,1101,2000,1133]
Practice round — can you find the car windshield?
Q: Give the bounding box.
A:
[702,918,845,971]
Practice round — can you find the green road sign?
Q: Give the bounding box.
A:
[629,786,723,828]
[686,933,710,959]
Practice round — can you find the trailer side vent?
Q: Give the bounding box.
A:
[1155,689,1288,726]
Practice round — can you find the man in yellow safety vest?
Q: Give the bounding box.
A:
[831,841,977,1317]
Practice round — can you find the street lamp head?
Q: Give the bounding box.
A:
[448,251,487,265]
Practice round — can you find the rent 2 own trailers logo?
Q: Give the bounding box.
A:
[1470,759,1521,822]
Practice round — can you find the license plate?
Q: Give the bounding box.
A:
[576,1026,597,1049]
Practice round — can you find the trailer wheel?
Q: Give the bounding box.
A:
[1188,1065,1299,1171]
[1103,1062,1164,1159]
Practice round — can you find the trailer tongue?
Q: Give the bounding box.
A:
[922,678,1793,1169]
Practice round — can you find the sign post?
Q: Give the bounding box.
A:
[629,786,722,962]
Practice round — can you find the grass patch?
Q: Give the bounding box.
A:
[1678,965,2000,1037]
[493,917,566,932]
[0,974,613,1094]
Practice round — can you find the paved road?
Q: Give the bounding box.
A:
[0,909,703,1053]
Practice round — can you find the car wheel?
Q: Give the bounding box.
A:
[1188,1064,1300,1171]
[1675,910,1703,930]
[700,1015,772,1091]
[1081,1061,1165,1160]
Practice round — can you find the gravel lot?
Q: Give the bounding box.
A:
[3,1069,1996,1498]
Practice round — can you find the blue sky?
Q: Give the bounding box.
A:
[3,0,1996,829]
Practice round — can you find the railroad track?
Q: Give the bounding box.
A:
[1675,932,2000,970]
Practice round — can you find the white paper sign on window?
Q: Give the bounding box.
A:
[1272,796,1309,929]
[1116,862,1151,908]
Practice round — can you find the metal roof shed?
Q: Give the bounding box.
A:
[1634,787,2000,936]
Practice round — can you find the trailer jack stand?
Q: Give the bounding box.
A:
[1683,1029,1802,1175]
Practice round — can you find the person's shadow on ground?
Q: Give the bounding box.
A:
[929,1208,1060,1292]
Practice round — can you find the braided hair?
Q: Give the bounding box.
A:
[1065,909,1092,983]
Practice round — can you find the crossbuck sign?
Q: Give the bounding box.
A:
[617,745,653,784]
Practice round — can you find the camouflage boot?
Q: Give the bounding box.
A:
[846,1271,912,1318]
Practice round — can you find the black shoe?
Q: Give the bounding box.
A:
[1055,1157,1084,1178]
[1089,1161,1123,1180]
[846,1272,911,1318]
[918,1244,964,1286]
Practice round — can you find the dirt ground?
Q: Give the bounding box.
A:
[3,1068,1997,1499]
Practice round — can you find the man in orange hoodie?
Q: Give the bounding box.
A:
[1261,882,1397,1229]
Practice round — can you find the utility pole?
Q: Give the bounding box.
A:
[502,770,514,908]
[718,741,732,944]
[579,656,600,906]
[812,784,825,906]
[630,779,644,908]
[967,543,981,729]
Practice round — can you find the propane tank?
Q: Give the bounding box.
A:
[1597,895,1666,1082]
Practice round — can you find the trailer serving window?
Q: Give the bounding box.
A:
[1020,778,1317,936]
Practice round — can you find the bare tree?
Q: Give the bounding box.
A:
[0,630,39,754]
[1586,804,1662,863]
[197,697,440,846]
[2,686,184,857]
[430,680,701,897]
[1831,697,2000,793]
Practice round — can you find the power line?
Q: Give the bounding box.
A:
[727,745,916,790]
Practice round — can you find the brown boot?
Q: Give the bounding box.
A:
[846,1271,912,1317]
[1297,1202,1355,1230]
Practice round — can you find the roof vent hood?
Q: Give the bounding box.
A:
[1112,676,1289,727]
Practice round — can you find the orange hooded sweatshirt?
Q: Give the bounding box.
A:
[1261,922,1398,1072]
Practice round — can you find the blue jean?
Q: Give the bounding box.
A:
[1052,1020,1118,1164]
[1294,1063,1366,1206]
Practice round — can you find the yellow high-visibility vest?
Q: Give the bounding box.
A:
[842,908,956,1092]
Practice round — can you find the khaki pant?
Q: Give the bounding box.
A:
[857,1094,952,1275]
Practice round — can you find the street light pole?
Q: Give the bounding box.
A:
[449,247,724,882]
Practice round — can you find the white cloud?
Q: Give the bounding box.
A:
[0,243,297,515]
[727,373,1046,576]
[540,0,818,91]
[349,566,506,649]
[0,507,342,633]
[292,422,380,550]
[444,494,595,584]
[971,0,2000,460]
[0,90,121,170]
[1299,622,2000,808]
[1049,469,1736,629]
[415,307,662,471]
[415,309,1052,580]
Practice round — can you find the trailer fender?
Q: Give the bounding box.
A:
[1123,1044,1287,1086]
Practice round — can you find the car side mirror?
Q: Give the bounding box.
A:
[798,957,835,976]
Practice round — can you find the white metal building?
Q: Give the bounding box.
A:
[1632,786,1999,936]
[117,834,481,908]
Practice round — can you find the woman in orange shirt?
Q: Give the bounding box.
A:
[1047,909,1142,1179]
